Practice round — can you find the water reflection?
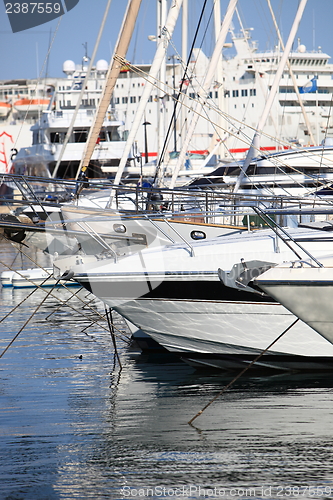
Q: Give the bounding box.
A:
[2,263,333,498]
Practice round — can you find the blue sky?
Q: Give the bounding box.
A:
[0,0,332,81]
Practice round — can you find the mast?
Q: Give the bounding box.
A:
[213,0,226,160]
[108,0,183,201]
[169,0,238,190]
[51,0,113,178]
[76,0,142,180]
[157,0,168,165]
[267,0,315,146]
[180,0,188,151]
[233,0,308,193]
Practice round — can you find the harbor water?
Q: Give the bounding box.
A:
[1,241,333,499]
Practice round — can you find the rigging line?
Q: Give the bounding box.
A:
[312,91,333,204]
[121,60,258,150]
[0,278,62,359]
[14,16,63,151]
[0,267,52,326]
[124,53,333,171]
[153,0,210,183]
[0,249,130,345]
[44,285,84,320]
[188,318,300,425]
[81,315,131,344]
[1,241,128,340]
[124,58,331,162]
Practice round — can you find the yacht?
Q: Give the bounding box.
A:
[255,254,333,346]
[53,223,333,372]
[11,59,133,179]
[188,142,333,197]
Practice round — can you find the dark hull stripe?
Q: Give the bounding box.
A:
[76,277,276,302]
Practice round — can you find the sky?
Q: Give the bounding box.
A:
[0,0,333,81]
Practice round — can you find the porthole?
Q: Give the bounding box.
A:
[113,224,126,233]
[190,230,206,240]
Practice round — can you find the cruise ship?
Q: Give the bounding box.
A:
[1,28,333,179]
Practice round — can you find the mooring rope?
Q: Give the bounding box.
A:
[188,318,300,425]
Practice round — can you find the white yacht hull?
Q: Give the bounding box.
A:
[55,226,333,372]
[98,293,333,371]
[256,264,333,346]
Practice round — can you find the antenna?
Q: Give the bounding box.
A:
[82,42,90,66]
[312,9,315,51]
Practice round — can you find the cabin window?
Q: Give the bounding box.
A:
[73,129,88,143]
[109,127,121,141]
[250,89,256,96]
[122,97,128,104]
[99,130,107,141]
[241,89,248,97]
[130,96,136,103]
[232,90,239,97]
[50,132,65,143]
